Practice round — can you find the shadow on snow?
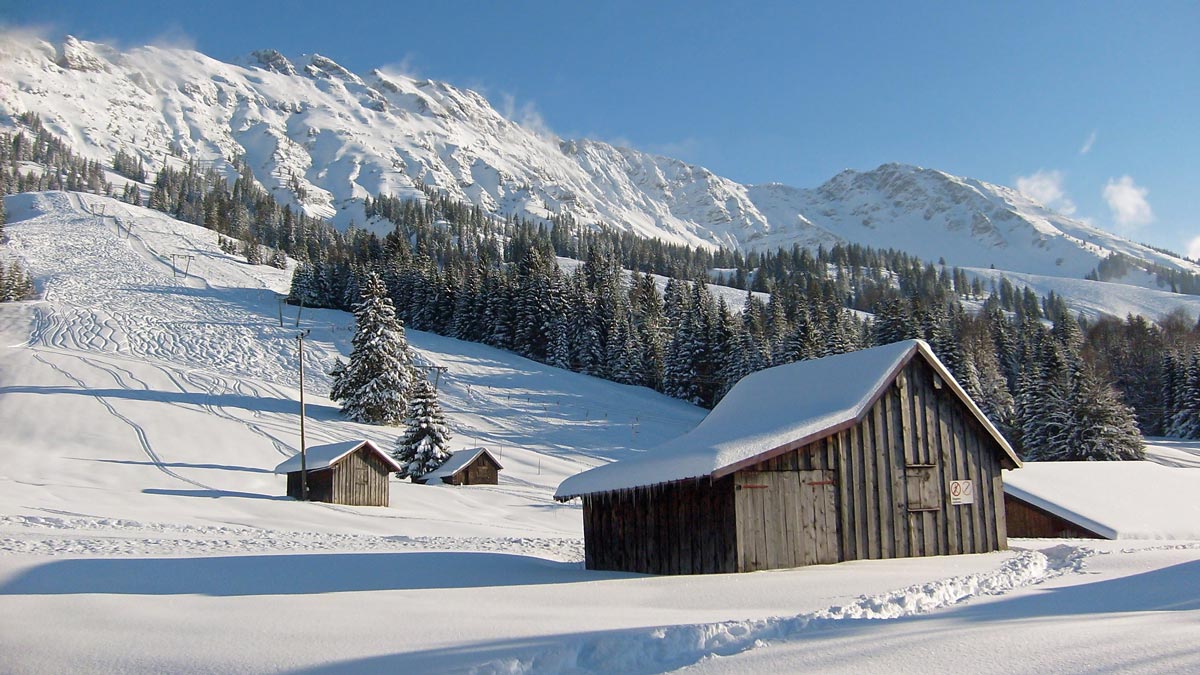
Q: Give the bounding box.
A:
[0,551,638,597]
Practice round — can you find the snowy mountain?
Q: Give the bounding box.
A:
[2,32,1197,285]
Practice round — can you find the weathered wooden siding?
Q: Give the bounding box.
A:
[582,477,736,574]
[287,468,333,502]
[1004,494,1105,539]
[734,470,838,571]
[328,447,391,506]
[732,356,1008,570]
[578,352,1010,575]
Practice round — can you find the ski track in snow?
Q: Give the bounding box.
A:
[30,352,216,491]
[17,192,312,390]
[466,545,1103,675]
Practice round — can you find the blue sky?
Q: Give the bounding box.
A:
[4,0,1197,256]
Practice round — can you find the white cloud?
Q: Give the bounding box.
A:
[1103,175,1154,231]
[1016,169,1076,215]
[498,93,556,140]
[148,25,197,52]
[1187,235,1200,261]
[1079,129,1097,155]
[379,54,420,79]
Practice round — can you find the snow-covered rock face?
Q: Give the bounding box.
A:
[1,33,1196,281]
[56,35,109,72]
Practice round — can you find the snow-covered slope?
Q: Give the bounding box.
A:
[749,164,1200,279]
[1,191,1199,674]
[0,190,705,538]
[3,32,1197,286]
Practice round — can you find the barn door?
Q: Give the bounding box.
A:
[735,470,839,571]
[798,470,839,565]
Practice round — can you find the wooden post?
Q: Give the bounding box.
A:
[297,329,311,501]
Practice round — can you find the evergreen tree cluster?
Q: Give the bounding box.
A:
[1085,251,1200,295]
[111,148,146,182]
[1082,309,1200,439]
[2,114,1194,457]
[1,113,112,197]
[0,257,36,302]
[145,158,318,266]
[298,187,1195,459]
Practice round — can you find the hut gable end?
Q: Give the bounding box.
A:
[274,440,397,507]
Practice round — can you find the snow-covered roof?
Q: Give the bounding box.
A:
[1004,461,1200,539]
[556,339,1019,499]
[420,447,501,483]
[274,440,402,474]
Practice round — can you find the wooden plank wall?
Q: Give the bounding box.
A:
[579,353,1011,575]
[330,448,391,506]
[733,355,1009,566]
[1004,495,1106,539]
[582,477,736,574]
[455,455,500,485]
[287,468,333,502]
[733,470,838,572]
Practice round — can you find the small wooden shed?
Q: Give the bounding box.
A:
[415,448,503,485]
[1003,461,1200,540]
[555,339,1022,575]
[1004,494,1105,539]
[274,439,400,506]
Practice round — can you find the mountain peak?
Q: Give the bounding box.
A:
[248,49,296,76]
[1,34,1196,284]
[304,53,361,84]
[57,35,109,72]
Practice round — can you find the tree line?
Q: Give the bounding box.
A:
[3,112,1198,453]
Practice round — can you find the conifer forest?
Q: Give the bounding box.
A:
[2,116,1198,459]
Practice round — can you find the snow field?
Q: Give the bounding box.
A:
[1,192,1199,673]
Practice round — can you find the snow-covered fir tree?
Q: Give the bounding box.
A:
[0,259,35,302]
[330,271,416,425]
[1059,362,1145,460]
[393,375,453,480]
[1168,350,1200,438]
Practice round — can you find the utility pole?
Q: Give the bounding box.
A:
[297,329,312,501]
[428,365,448,392]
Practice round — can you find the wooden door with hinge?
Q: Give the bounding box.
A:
[735,469,839,572]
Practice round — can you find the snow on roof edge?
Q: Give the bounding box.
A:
[274,439,402,474]
[556,340,1020,500]
[912,340,1021,470]
[1003,483,1117,539]
[420,447,499,482]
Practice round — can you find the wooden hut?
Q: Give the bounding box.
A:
[274,440,400,506]
[1003,461,1200,540]
[1004,494,1105,539]
[415,448,503,485]
[555,339,1022,575]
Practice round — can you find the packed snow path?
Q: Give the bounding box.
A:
[0,191,704,540]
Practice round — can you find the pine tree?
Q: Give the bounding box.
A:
[1060,363,1145,460]
[330,272,416,425]
[1169,351,1200,438]
[393,376,453,480]
[872,295,919,345]
[1017,338,1073,461]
